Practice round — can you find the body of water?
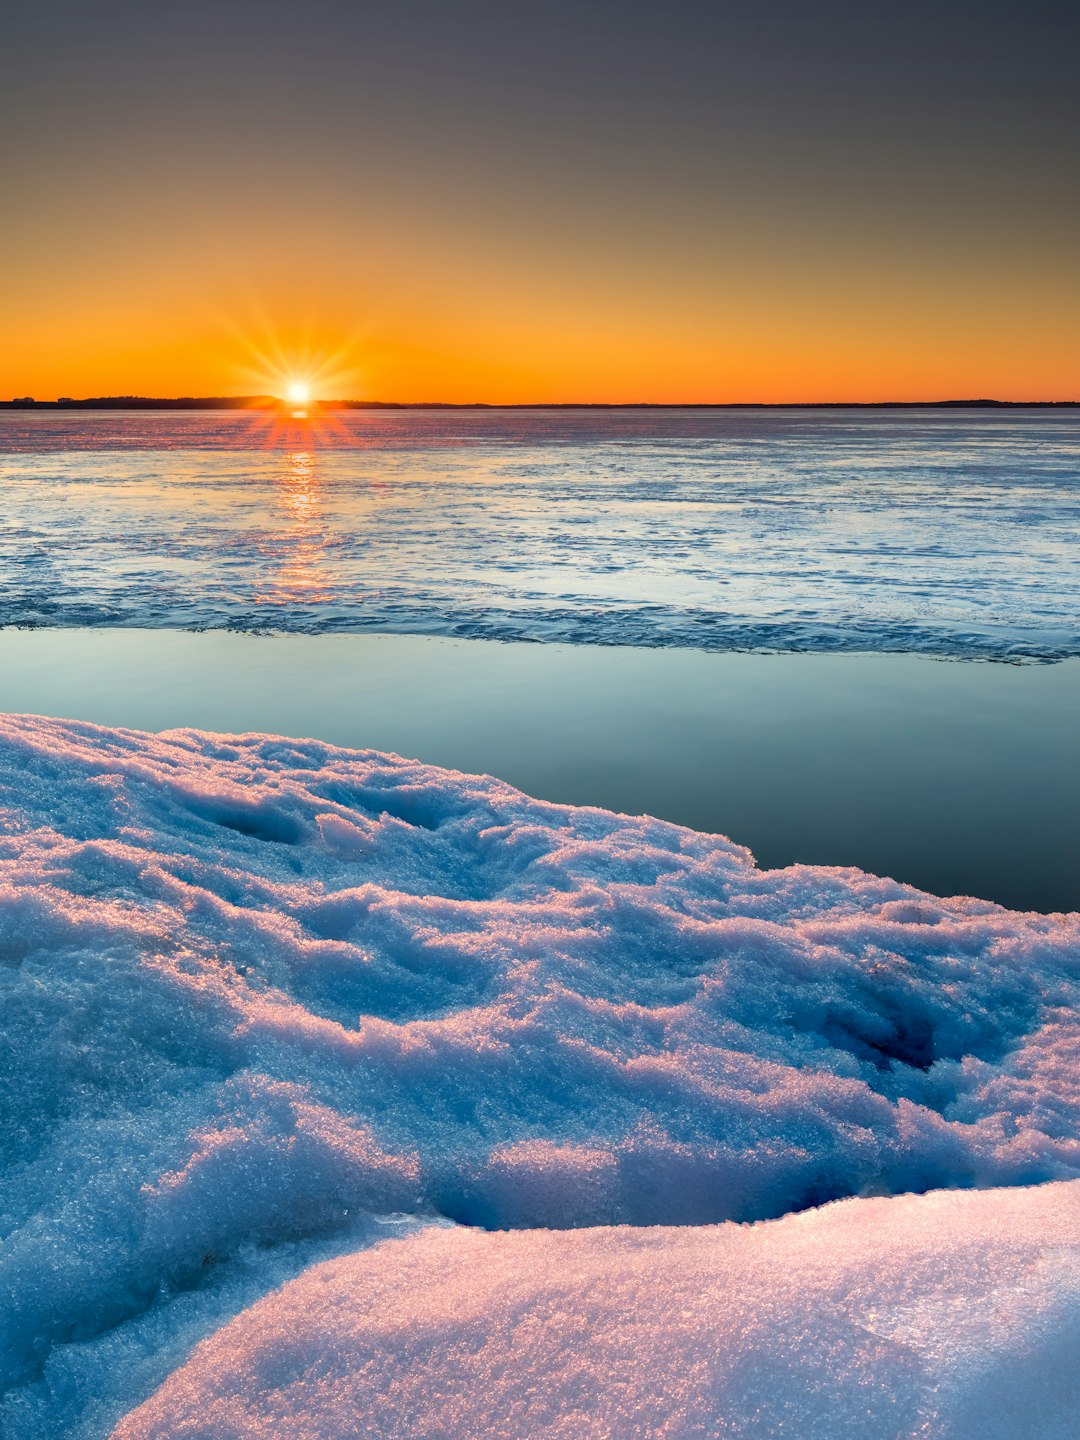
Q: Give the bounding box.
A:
[2,407,1077,910]
[2,407,1078,659]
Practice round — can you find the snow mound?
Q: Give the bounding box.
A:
[1,713,1079,1434]
[114,1181,1080,1440]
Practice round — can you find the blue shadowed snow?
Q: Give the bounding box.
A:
[1,714,1079,1436]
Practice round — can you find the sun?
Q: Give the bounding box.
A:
[285,381,311,404]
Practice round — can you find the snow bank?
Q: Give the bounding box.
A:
[1,713,1079,1434]
[114,1180,1080,1440]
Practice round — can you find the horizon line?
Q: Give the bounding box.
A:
[2,395,1079,411]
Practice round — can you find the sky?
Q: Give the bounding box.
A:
[2,0,1077,402]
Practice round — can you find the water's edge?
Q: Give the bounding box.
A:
[2,627,1077,912]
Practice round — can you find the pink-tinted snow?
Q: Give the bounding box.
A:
[1,713,1078,1437]
[115,1181,1080,1440]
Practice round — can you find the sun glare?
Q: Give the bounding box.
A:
[286,381,311,404]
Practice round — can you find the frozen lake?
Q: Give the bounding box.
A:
[2,406,1078,658]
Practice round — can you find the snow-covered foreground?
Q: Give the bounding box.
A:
[115,1182,1080,1440]
[1,714,1078,1436]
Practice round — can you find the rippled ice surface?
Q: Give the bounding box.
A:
[2,408,1078,657]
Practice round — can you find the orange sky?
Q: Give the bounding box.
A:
[5,224,1076,404]
[3,2,1077,403]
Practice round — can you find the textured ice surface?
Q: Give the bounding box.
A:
[114,1181,1080,1440]
[2,408,1079,658]
[1,714,1079,1435]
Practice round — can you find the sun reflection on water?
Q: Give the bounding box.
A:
[256,447,339,607]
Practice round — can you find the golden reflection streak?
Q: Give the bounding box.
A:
[256,447,340,608]
[227,395,369,452]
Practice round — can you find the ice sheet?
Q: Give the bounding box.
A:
[3,408,1078,658]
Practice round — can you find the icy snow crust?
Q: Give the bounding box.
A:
[1,714,1079,1435]
[3,408,1080,660]
[115,1182,1080,1440]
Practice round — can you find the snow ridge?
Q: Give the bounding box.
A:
[1,714,1078,1436]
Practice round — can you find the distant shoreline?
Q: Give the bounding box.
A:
[2,397,1078,411]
